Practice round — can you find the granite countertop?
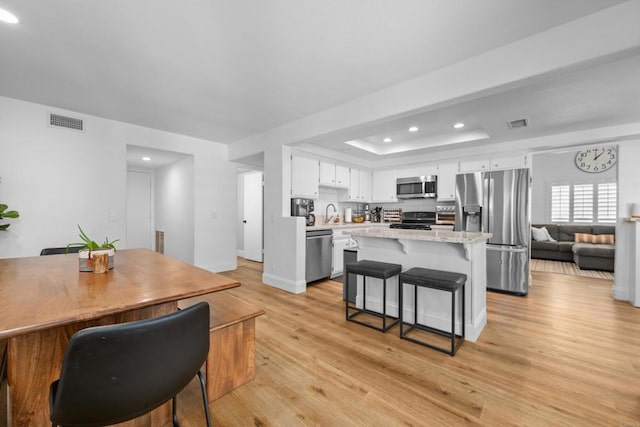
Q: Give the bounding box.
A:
[343,227,493,244]
[306,222,391,231]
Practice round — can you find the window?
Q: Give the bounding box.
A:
[573,184,593,223]
[551,185,570,222]
[597,183,617,223]
[550,182,616,224]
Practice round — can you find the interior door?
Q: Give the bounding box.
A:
[243,172,263,262]
[126,171,152,249]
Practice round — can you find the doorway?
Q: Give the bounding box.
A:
[238,171,263,262]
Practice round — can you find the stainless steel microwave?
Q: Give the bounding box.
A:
[396,176,437,199]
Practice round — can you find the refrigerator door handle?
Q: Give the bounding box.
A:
[482,176,490,232]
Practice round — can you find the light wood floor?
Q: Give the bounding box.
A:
[2,259,639,426]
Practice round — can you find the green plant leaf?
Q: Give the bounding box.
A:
[0,204,7,213]
[0,224,9,231]
[1,210,19,218]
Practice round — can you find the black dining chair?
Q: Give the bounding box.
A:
[40,246,84,256]
[49,302,212,427]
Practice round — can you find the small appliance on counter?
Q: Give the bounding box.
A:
[291,197,315,226]
[436,200,456,225]
[389,211,435,230]
[371,206,383,223]
[363,204,371,222]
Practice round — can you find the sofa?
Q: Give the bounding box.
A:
[531,224,615,272]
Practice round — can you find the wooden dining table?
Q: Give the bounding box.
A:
[0,248,240,427]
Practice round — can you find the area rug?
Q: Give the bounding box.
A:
[530,259,614,280]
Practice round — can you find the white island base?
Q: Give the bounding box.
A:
[346,229,491,342]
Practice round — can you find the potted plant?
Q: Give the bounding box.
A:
[68,225,119,272]
[0,203,19,231]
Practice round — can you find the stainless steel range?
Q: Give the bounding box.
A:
[389,211,435,230]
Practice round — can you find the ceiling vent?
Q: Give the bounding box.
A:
[507,118,529,129]
[49,113,84,131]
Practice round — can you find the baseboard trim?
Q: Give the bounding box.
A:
[262,273,306,294]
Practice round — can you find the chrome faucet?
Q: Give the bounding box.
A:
[325,203,337,224]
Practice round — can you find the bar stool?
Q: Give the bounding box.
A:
[345,260,402,332]
[399,267,466,356]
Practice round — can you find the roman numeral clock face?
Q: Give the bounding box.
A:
[575,147,617,173]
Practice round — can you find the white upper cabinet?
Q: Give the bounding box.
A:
[459,159,489,173]
[319,161,335,186]
[372,169,397,202]
[291,156,319,199]
[437,162,459,200]
[359,169,371,201]
[319,162,350,187]
[348,168,371,202]
[459,155,527,173]
[490,155,527,170]
[335,165,350,187]
[397,164,438,179]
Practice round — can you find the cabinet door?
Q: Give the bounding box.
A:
[397,164,438,178]
[359,169,371,202]
[348,168,360,201]
[490,155,526,170]
[291,156,319,199]
[372,169,397,202]
[335,165,350,187]
[332,238,350,276]
[459,159,489,173]
[437,162,458,200]
[319,161,335,186]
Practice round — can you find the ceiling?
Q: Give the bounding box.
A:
[0,0,637,165]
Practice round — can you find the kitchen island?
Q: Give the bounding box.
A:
[344,228,492,342]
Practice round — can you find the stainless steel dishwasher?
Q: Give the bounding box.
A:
[306,229,333,283]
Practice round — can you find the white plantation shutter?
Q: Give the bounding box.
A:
[551,185,570,222]
[597,183,617,223]
[573,184,593,223]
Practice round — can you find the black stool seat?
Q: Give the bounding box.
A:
[400,268,466,291]
[347,260,402,279]
[399,267,467,356]
[345,260,402,332]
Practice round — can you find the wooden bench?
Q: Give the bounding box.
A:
[178,291,265,402]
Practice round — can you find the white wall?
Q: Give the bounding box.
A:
[531,149,617,223]
[261,145,306,293]
[0,96,237,272]
[155,156,194,264]
[614,140,640,306]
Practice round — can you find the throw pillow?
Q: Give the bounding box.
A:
[541,227,556,242]
[531,226,548,241]
[574,233,615,244]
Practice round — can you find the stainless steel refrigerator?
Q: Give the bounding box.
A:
[455,168,530,295]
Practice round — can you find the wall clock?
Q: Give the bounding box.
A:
[575,146,617,173]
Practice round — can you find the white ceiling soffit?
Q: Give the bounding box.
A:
[344,130,489,155]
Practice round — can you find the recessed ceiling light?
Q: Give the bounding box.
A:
[409,126,419,132]
[383,137,392,143]
[142,156,151,161]
[0,8,19,24]
[453,122,465,129]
